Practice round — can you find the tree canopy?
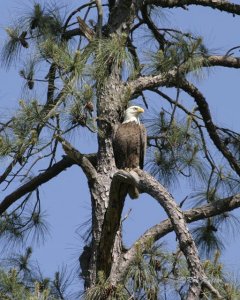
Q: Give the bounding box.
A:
[1,0,240,299]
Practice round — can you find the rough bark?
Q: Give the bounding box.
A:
[97,175,127,277]
[87,75,130,285]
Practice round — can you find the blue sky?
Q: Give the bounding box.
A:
[1,0,240,292]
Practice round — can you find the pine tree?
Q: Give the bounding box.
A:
[1,1,240,299]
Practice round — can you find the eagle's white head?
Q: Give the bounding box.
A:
[122,106,144,124]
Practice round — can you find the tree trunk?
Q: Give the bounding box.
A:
[85,76,129,286]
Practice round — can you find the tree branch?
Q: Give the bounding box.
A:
[56,135,97,182]
[95,0,103,38]
[177,78,240,177]
[0,156,75,215]
[128,54,240,95]
[115,192,240,286]
[143,0,240,16]
[77,16,95,41]
[204,55,240,68]
[97,170,138,277]
[110,170,222,299]
[128,69,178,95]
[141,5,166,50]
[63,2,95,31]
[0,159,18,185]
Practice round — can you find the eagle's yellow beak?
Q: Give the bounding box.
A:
[137,107,144,113]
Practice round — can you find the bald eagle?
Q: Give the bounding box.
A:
[113,106,146,198]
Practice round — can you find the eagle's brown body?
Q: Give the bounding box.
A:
[113,121,146,170]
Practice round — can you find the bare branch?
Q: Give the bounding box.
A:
[204,55,240,68]
[46,63,57,105]
[141,5,166,50]
[143,0,240,16]
[148,88,202,120]
[128,69,178,95]
[56,135,97,182]
[77,16,95,41]
[95,0,103,38]
[63,1,95,31]
[0,156,75,215]
[128,54,240,95]
[0,159,18,185]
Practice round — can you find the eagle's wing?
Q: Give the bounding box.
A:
[139,124,147,169]
[113,124,127,169]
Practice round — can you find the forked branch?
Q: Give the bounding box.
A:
[115,193,240,289]
[110,170,222,299]
[97,170,134,277]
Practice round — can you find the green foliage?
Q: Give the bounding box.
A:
[40,39,73,72]
[40,33,134,86]
[0,268,30,300]
[0,248,73,299]
[51,265,73,300]
[89,34,134,85]
[189,168,240,258]
[0,134,12,157]
[192,218,224,258]
[0,268,54,300]
[84,272,128,300]
[190,166,240,208]
[1,26,23,68]
[124,240,189,299]
[1,3,64,68]
[0,99,45,159]
[126,241,159,299]
[0,213,24,248]
[148,34,208,76]
[19,57,38,90]
[201,252,240,299]
[190,207,239,258]
[25,3,63,40]
[13,100,42,141]
[147,110,206,188]
[0,199,49,250]
[123,241,240,299]
[59,82,96,134]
